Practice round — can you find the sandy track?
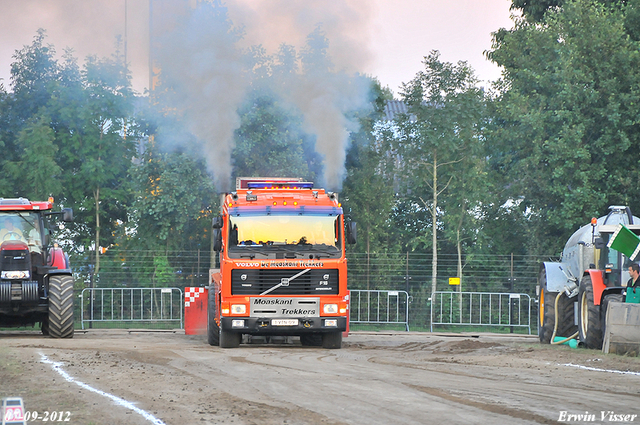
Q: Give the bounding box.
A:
[1,330,639,425]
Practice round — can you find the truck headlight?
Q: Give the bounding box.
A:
[1,270,30,280]
[323,304,338,314]
[231,304,246,315]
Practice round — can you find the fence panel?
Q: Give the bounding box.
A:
[350,289,410,331]
[430,291,532,333]
[80,287,183,330]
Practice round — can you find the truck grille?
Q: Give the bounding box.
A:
[231,269,339,295]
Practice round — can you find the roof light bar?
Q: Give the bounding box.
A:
[246,182,313,189]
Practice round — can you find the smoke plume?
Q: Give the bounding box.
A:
[0,0,376,192]
[153,0,374,191]
[152,1,248,191]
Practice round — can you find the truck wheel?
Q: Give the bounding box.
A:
[207,289,219,346]
[219,329,241,348]
[322,331,342,349]
[600,293,624,340]
[578,275,603,349]
[48,275,74,338]
[300,334,322,346]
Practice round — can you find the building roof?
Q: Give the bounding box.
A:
[383,100,408,121]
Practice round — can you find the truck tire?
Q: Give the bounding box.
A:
[600,293,624,339]
[48,275,74,338]
[322,331,342,349]
[219,329,241,348]
[300,334,323,346]
[207,289,219,346]
[578,275,603,349]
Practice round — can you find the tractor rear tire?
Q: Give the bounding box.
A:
[539,269,577,344]
[322,331,342,349]
[578,275,603,349]
[48,275,74,338]
[207,289,220,346]
[539,268,577,343]
[539,283,556,344]
[219,329,241,348]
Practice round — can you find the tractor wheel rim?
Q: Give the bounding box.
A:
[580,292,588,335]
[539,289,544,326]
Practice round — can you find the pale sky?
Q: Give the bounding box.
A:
[0,0,515,96]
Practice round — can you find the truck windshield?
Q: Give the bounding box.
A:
[227,214,341,258]
[0,212,43,252]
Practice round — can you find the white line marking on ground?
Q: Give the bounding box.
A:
[561,363,640,376]
[39,353,166,425]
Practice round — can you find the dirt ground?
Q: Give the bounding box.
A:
[1,330,639,425]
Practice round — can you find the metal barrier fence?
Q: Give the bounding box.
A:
[350,290,411,331]
[80,287,183,330]
[430,291,532,333]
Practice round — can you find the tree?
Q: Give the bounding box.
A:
[232,91,315,181]
[511,0,629,22]
[56,53,138,274]
[3,112,62,199]
[9,29,59,121]
[488,0,640,254]
[390,51,487,294]
[342,79,397,255]
[130,144,217,251]
[0,30,61,197]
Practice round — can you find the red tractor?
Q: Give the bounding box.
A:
[539,206,640,349]
[0,198,74,337]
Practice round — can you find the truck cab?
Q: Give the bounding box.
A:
[208,178,355,348]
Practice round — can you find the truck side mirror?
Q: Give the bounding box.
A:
[213,228,222,252]
[62,208,73,222]
[212,215,223,229]
[346,222,357,245]
[594,237,605,250]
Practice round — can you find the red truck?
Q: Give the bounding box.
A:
[208,178,356,348]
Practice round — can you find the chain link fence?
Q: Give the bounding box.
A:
[66,250,554,332]
[346,252,553,331]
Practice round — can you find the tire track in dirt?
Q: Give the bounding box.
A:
[407,384,557,425]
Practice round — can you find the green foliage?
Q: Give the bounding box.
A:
[152,254,175,286]
[57,54,137,257]
[9,29,59,119]
[0,30,61,197]
[511,0,628,22]
[488,0,640,253]
[233,92,315,180]
[3,112,62,199]
[130,144,217,251]
[390,52,489,255]
[341,79,397,254]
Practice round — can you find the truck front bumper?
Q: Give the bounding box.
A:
[220,316,347,335]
